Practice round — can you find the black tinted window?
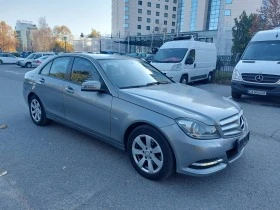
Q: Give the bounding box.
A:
[186,49,196,64]
[71,58,100,84]
[40,61,53,75]
[243,41,280,61]
[49,57,71,79]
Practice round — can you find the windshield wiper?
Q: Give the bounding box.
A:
[146,81,171,86]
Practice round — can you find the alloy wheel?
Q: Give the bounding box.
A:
[30,99,42,122]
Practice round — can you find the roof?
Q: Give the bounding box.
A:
[60,53,134,60]
[252,29,280,42]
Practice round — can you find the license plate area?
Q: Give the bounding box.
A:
[248,90,267,95]
[237,132,250,152]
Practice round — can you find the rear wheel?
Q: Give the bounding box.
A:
[0,60,3,65]
[180,74,188,85]
[29,95,50,126]
[127,125,175,181]
[205,71,214,83]
[231,91,242,99]
[25,63,32,68]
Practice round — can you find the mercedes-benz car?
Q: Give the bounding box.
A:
[23,53,250,180]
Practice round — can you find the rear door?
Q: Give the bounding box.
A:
[35,56,72,119]
[184,49,198,81]
[63,57,112,139]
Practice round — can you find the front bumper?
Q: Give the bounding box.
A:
[161,123,250,176]
[231,81,280,97]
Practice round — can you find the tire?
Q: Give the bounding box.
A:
[180,74,188,84]
[25,63,32,68]
[127,125,175,181]
[29,95,50,126]
[205,71,213,83]
[231,91,242,99]
[0,60,3,65]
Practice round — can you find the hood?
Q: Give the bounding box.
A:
[119,83,240,125]
[236,60,280,75]
[151,62,175,71]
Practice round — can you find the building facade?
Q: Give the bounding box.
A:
[112,0,264,55]
[15,20,38,52]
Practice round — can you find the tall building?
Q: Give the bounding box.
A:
[112,0,179,37]
[15,20,38,52]
[112,0,264,55]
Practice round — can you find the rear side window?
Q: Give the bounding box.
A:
[71,57,100,84]
[34,54,42,59]
[49,57,71,79]
[40,61,53,75]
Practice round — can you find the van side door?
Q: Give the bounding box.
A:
[184,49,197,81]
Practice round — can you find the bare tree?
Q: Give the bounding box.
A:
[259,0,280,29]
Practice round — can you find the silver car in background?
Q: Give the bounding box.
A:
[23,54,250,180]
[19,52,55,68]
[31,55,54,67]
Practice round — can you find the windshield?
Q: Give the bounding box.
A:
[153,48,188,63]
[98,59,172,89]
[26,53,36,59]
[242,41,280,61]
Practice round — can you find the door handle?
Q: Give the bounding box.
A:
[39,78,45,83]
[194,63,196,68]
[65,86,74,94]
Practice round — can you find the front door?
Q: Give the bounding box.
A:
[63,57,112,139]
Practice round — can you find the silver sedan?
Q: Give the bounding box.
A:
[23,54,250,180]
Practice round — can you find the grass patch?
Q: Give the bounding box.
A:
[213,70,232,85]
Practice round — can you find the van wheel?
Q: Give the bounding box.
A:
[180,75,188,84]
[231,91,242,99]
[205,72,213,83]
[0,60,3,65]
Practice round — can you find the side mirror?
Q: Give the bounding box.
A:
[81,81,102,92]
[185,58,194,65]
[235,53,241,63]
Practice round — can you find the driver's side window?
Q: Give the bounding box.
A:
[70,57,101,85]
[185,49,195,65]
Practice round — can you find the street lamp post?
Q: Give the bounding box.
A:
[63,36,67,52]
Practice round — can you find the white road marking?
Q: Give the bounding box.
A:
[4,70,25,75]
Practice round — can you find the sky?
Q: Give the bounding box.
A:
[0,0,112,38]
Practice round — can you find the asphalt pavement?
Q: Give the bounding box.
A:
[0,64,280,210]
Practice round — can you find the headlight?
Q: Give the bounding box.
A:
[176,119,220,140]
[232,69,242,81]
[170,63,182,71]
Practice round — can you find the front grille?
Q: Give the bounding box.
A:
[220,111,245,137]
[242,73,280,84]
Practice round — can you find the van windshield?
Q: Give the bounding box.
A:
[153,48,188,63]
[242,41,280,61]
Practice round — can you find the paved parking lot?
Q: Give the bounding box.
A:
[0,64,280,209]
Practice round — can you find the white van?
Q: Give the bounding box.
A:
[231,29,280,98]
[151,40,217,84]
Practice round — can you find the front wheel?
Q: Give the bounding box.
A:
[180,74,188,85]
[231,91,242,99]
[127,125,175,180]
[29,95,50,126]
[0,60,3,65]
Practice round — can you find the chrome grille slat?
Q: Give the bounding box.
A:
[242,73,280,84]
[220,111,244,137]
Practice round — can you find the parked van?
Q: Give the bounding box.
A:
[18,52,55,68]
[151,40,217,83]
[231,29,280,98]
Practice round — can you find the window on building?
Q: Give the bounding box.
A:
[226,0,232,4]
[173,7,176,11]
[155,19,159,24]
[224,9,231,16]
[138,17,142,21]
[173,0,177,3]
[137,25,142,29]
[147,10,151,15]
[206,0,221,31]
[124,23,129,28]
[147,2,151,7]
[164,13,168,17]
[138,9,142,13]
[171,29,175,33]
[156,12,160,16]
[155,27,159,31]
[146,26,150,30]
[164,20,167,25]
[147,18,151,23]
[137,32,141,36]
[124,0,129,2]
[165,5,168,10]
[124,6,129,12]
[172,14,176,19]
[138,0,142,5]
[124,15,129,20]
[156,4,160,8]
[165,0,169,2]
[172,22,175,26]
